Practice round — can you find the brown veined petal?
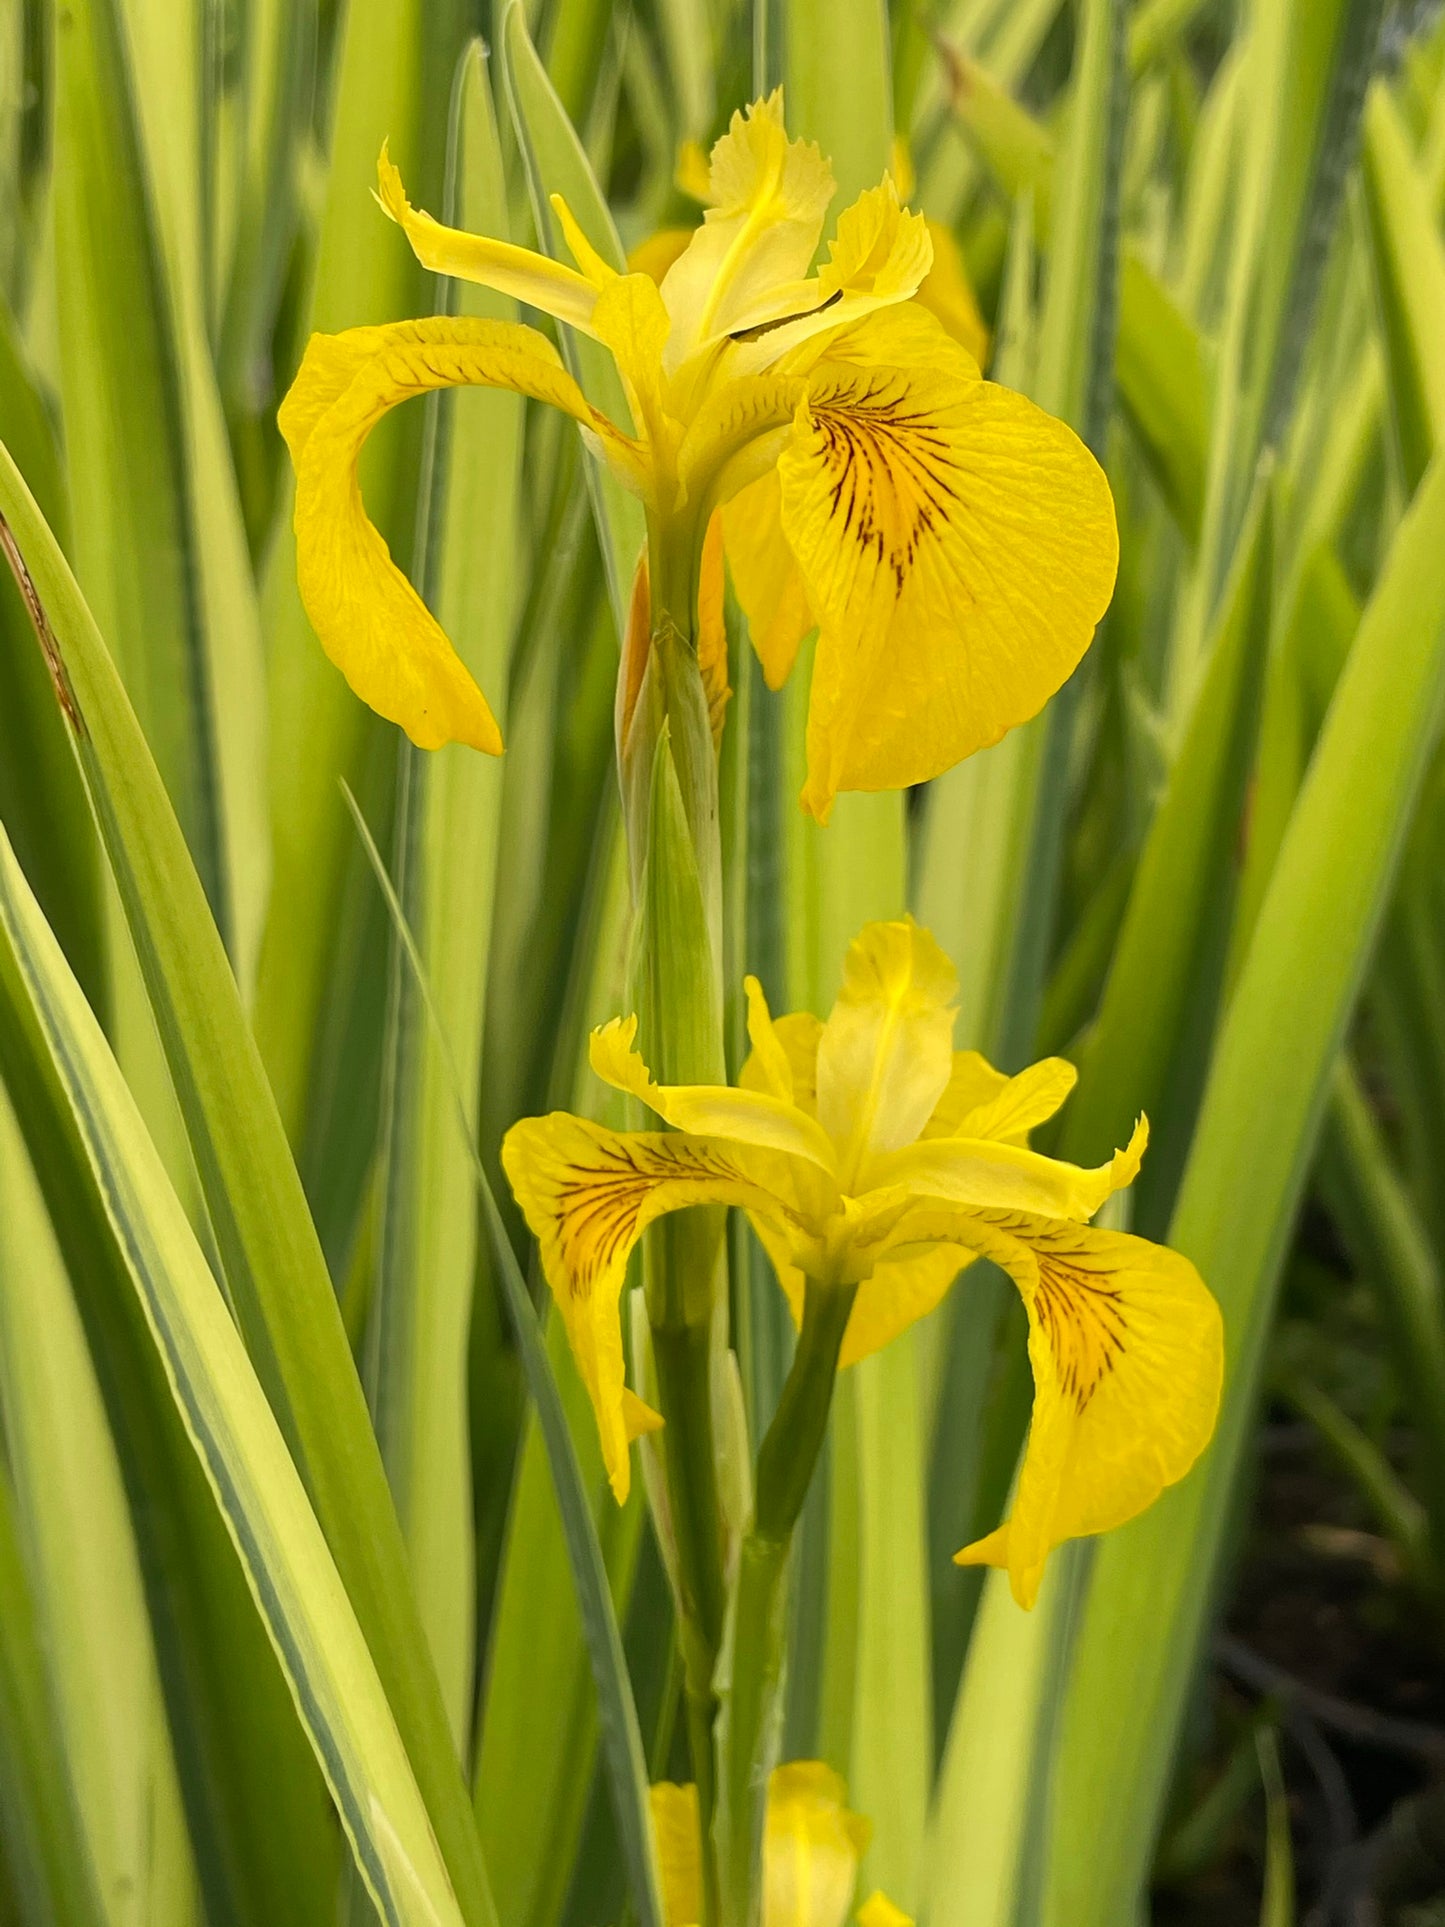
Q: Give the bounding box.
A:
[951,1212,1223,1607]
[501,1113,800,1500]
[280,317,638,750]
[376,143,602,331]
[774,306,1117,821]
[721,467,816,689]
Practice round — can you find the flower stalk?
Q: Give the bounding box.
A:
[717,1273,858,1927]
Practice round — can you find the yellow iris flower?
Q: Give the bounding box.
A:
[502,918,1222,1607]
[279,91,1117,820]
[652,1762,907,1927]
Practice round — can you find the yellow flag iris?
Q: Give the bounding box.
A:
[652,1763,905,1927]
[280,92,1116,819]
[502,917,1222,1607]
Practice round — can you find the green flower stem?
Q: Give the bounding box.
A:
[718,1275,859,1927]
[622,513,730,1923]
[651,1306,730,1803]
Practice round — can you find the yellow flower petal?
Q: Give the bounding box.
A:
[766,1761,870,1927]
[650,1765,879,1927]
[728,179,933,378]
[650,1781,703,1927]
[376,143,601,333]
[740,1002,824,1113]
[838,1243,973,1367]
[675,138,714,203]
[857,1894,914,1927]
[630,226,696,286]
[772,305,1117,820]
[923,1051,1009,1139]
[916,219,991,370]
[867,1116,1146,1220]
[588,1016,837,1175]
[592,271,675,448]
[924,1051,1076,1144]
[280,317,633,750]
[953,1215,1223,1607]
[953,1057,1077,1143]
[721,467,816,689]
[740,976,797,1101]
[816,919,958,1174]
[660,90,835,367]
[501,1114,793,1500]
[548,192,619,288]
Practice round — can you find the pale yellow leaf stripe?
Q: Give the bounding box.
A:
[0,827,466,1927]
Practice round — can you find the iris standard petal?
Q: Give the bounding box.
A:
[659,90,835,368]
[815,919,958,1173]
[377,143,602,332]
[916,219,990,369]
[589,1017,838,1175]
[281,316,636,750]
[740,1003,824,1114]
[501,1113,796,1500]
[772,305,1117,820]
[729,178,933,377]
[952,1212,1223,1607]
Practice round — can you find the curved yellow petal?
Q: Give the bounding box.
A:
[925,1052,1078,1144]
[721,467,815,689]
[740,1004,824,1114]
[376,143,600,332]
[660,90,835,366]
[728,179,933,378]
[916,220,990,370]
[773,306,1118,821]
[816,919,958,1174]
[630,226,697,286]
[588,1016,838,1175]
[592,271,674,449]
[765,1761,869,1927]
[953,1215,1223,1607]
[501,1114,791,1499]
[740,977,796,1101]
[857,1894,914,1927]
[922,1051,1008,1139]
[867,1116,1146,1220]
[548,192,619,287]
[650,1782,702,1927]
[281,317,631,750]
[675,138,714,203]
[838,1242,973,1368]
